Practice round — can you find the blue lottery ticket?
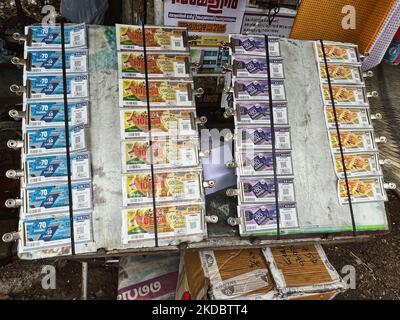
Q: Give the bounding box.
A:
[26,74,88,100]
[26,49,88,73]
[27,100,89,127]
[26,23,86,48]
[22,212,92,251]
[25,125,86,155]
[25,152,90,185]
[240,177,295,203]
[238,126,291,150]
[24,181,92,215]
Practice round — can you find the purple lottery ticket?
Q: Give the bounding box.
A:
[234,56,284,79]
[239,151,293,176]
[235,79,286,101]
[230,35,281,57]
[236,101,288,124]
[238,126,291,150]
[240,177,295,203]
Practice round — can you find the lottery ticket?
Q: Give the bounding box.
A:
[235,79,286,101]
[318,63,363,85]
[238,151,293,176]
[120,108,196,139]
[234,56,284,79]
[239,177,295,203]
[118,52,190,78]
[119,79,193,107]
[116,24,188,51]
[325,107,372,129]
[338,177,387,204]
[230,35,280,57]
[321,84,368,106]
[121,138,199,172]
[315,41,360,64]
[237,126,291,150]
[334,153,382,178]
[235,101,288,125]
[329,130,377,153]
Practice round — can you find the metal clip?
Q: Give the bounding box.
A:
[375,136,387,144]
[205,215,219,224]
[363,71,374,78]
[9,109,25,120]
[384,183,397,190]
[188,35,200,43]
[203,180,216,188]
[194,87,204,98]
[9,84,25,95]
[5,199,22,208]
[196,116,207,125]
[379,159,392,166]
[222,63,233,74]
[190,62,201,70]
[12,32,26,42]
[7,140,23,150]
[2,232,20,243]
[225,160,237,169]
[223,132,235,142]
[367,91,379,98]
[227,217,240,226]
[220,41,233,49]
[11,57,26,66]
[359,53,370,61]
[370,113,382,120]
[226,188,239,197]
[223,108,235,119]
[6,169,24,179]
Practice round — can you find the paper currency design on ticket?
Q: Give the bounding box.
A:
[329,130,376,153]
[123,171,202,205]
[122,203,204,243]
[240,177,295,203]
[319,64,362,84]
[120,109,195,138]
[338,178,387,204]
[315,42,360,64]
[122,139,198,171]
[239,203,298,232]
[322,85,367,106]
[325,107,372,129]
[116,25,188,51]
[236,102,288,125]
[118,52,189,78]
[119,79,192,107]
[334,154,381,178]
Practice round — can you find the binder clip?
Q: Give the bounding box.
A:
[225,160,237,169]
[2,232,20,243]
[194,87,204,98]
[11,56,26,66]
[359,52,370,62]
[5,199,22,208]
[223,132,235,142]
[9,109,25,120]
[366,91,379,98]
[190,62,201,71]
[12,32,27,43]
[198,150,210,158]
[370,113,382,120]
[220,41,233,49]
[203,180,216,188]
[227,217,240,226]
[375,136,387,144]
[187,35,200,44]
[196,116,208,125]
[7,140,23,150]
[205,215,219,224]
[379,159,392,166]
[9,84,25,95]
[363,71,374,78]
[226,188,239,197]
[223,107,235,119]
[6,169,24,179]
[222,63,233,74]
[384,183,397,190]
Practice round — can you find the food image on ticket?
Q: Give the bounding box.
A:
[122,203,204,244]
[24,181,92,215]
[116,24,188,51]
[26,100,89,127]
[118,52,189,78]
[25,152,90,185]
[322,84,367,106]
[334,153,382,178]
[319,63,362,84]
[25,74,88,100]
[26,49,88,73]
[120,108,196,139]
[239,203,298,232]
[237,126,291,150]
[238,151,293,176]
[234,56,284,79]
[240,177,295,203]
[315,42,359,64]
[325,107,372,129]
[25,125,86,155]
[235,101,288,125]
[25,23,86,48]
[122,138,198,171]
[338,177,387,204]
[329,130,376,153]
[230,35,280,56]
[235,80,286,101]
[22,212,92,251]
[122,170,202,205]
[119,79,193,107]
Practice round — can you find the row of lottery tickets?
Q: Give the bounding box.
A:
[8,23,95,255]
[115,24,207,247]
[314,41,394,205]
[227,34,298,237]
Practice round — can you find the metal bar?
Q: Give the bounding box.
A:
[81,261,88,300]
